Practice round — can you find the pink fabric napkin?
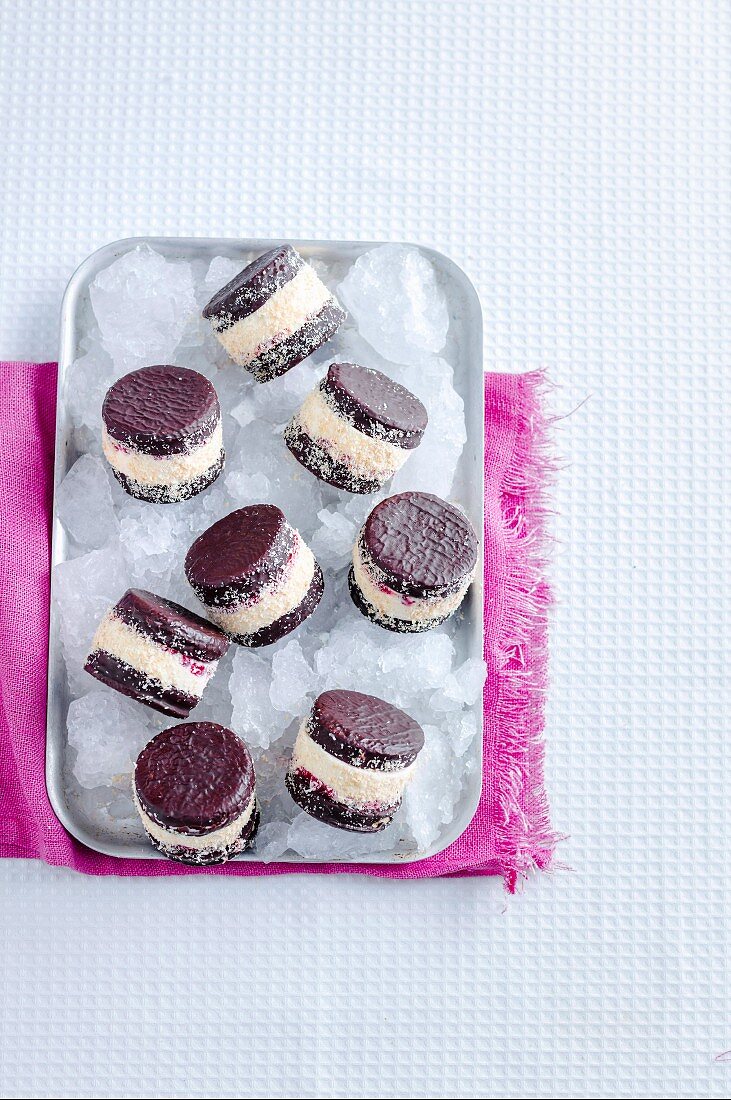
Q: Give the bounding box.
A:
[0,361,557,888]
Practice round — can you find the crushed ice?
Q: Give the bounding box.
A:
[55,244,484,860]
[339,244,450,364]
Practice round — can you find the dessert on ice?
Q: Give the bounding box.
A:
[286,690,424,832]
[185,505,324,647]
[102,364,224,503]
[57,242,481,862]
[284,361,427,493]
[202,245,346,382]
[349,491,478,633]
[84,589,230,718]
[134,722,259,864]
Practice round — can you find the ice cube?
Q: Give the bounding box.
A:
[327,326,400,376]
[378,630,456,706]
[293,568,342,648]
[67,690,154,788]
[308,255,352,294]
[239,355,323,431]
[176,256,244,353]
[401,725,462,850]
[201,256,244,302]
[230,397,256,430]
[211,358,256,414]
[338,245,449,364]
[340,490,383,530]
[313,616,390,700]
[269,640,318,716]
[53,546,130,697]
[174,341,221,382]
[314,620,457,719]
[430,657,487,713]
[250,728,299,821]
[224,467,272,509]
[105,790,142,824]
[71,783,146,839]
[56,454,119,551]
[309,506,358,572]
[253,820,291,862]
[230,648,288,749]
[90,245,197,370]
[197,649,235,728]
[390,356,466,499]
[65,349,115,454]
[286,812,399,860]
[232,419,325,536]
[117,502,180,576]
[451,710,481,757]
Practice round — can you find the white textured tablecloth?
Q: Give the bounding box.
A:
[1,2,729,1097]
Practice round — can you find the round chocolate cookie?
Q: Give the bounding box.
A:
[101,365,224,503]
[112,589,230,660]
[322,363,428,447]
[362,492,478,595]
[103,365,219,454]
[350,491,479,633]
[202,245,346,382]
[286,690,425,833]
[309,689,424,769]
[185,505,296,606]
[284,362,428,493]
[202,245,304,324]
[134,722,259,865]
[185,505,324,646]
[84,588,230,718]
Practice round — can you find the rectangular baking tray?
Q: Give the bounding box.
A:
[46,236,484,863]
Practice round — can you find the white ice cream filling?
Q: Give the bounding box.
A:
[212,264,335,366]
[289,720,416,808]
[134,789,256,851]
[102,421,222,489]
[291,388,409,482]
[204,536,316,635]
[352,542,474,624]
[90,611,217,696]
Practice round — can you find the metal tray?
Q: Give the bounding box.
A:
[46,237,485,863]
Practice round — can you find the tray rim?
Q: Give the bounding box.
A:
[46,234,485,865]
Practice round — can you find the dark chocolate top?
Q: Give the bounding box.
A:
[113,589,229,662]
[321,363,427,449]
[185,505,296,606]
[361,492,478,596]
[102,365,220,455]
[135,722,256,833]
[202,245,305,328]
[309,689,424,769]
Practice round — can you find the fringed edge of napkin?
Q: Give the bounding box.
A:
[492,370,563,892]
